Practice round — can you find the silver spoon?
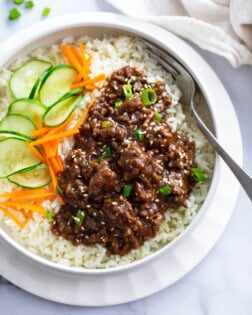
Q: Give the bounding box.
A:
[142,39,252,201]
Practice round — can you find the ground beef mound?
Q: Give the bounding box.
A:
[52,66,196,256]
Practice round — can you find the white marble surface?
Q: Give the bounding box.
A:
[0,1,252,314]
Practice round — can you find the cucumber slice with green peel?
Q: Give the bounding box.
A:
[0,130,30,140]
[0,114,36,140]
[29,67,52,100]
[8,99,46,125]
[39,65,78,106]
[9,59,52,99]
[8,164,51,188]
[0,138,41,178]
[43,94,83,127]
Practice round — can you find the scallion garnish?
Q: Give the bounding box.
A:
[25,1,34,9]
[191,167,206,182]
[9,8,21,20]
[13,0,24,4]
[73,210,85,225]
[154,112,162,121]
[123,184,133,197]
[115,100,123,107]
[133,128,145,141]
[56,185,63,195]
[97,155,104,163]
[103,145,112,157]
[101,121,110,128]
[141,88,157,106]
[159,185,172,196]
[123,84,133,99]
[45,210,53,222]
[42,7,51,17]
[98,145,113,162]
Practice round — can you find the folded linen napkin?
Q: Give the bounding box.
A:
[106,0,252,67]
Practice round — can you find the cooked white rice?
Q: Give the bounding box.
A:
[0,36,214,269]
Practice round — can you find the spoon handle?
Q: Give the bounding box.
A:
[191,102,252,201]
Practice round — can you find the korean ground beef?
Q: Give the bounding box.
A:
[52,66,197,256]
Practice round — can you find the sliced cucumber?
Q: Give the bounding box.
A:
[0,114,36,140]
[8,99,46,124]
[39,65,78,106]
[43,94,83,127]
[29,67,52,100]
[0,138,41,178]
[8,164,51,188]
[0,130,30,140]
[9,59,52,99]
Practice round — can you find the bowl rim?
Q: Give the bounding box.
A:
[0,12,241,277]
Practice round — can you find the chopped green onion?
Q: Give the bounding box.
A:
[191,167,206,182]
[154,112,162,121]
[98,145,113,162]
[73,210,85,225]
[159,185,172,196]
[123,84,133,99]
[9,8,21,20]
[101,121,110,128]
[42,7,51,17]
[25,1,34,8]
[115,100,123,107]
[56,185,63,195]
[123,184,133,197]
[133,128,145,141]
[141,88,157,106]
[45,210,53,222]
[13,0,24,4]
[97,155,104,163]
[103,145,112,157]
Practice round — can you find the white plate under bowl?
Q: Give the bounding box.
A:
[0,13,241,306]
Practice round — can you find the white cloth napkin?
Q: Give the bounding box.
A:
[106,0,252,67]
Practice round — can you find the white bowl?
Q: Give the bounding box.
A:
[0,13,242,305]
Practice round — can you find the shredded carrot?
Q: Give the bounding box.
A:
[43,142,56,158]
[86,84,97,91]
[30,129,79,146]
[34,113,43,129]
[61,43,105,91]
[79,42,89,81]
[13,192,55,201]
[1,201,46,215]
[43,143,56,158]
[49,156,61,174]
[31,127,51,138]
[45,158,58,190]
[26,142,45,163]
[73,72,83,84]
[0,206,25,229]
[0,188,51,199]
[56,155,64,172]
[71,73,106,89]
[21,211,33,228]
[74,97,96,129]
[79,42,86,64]
[70,45,83,66]
[61,44,82,73]
[46,113,76,136]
